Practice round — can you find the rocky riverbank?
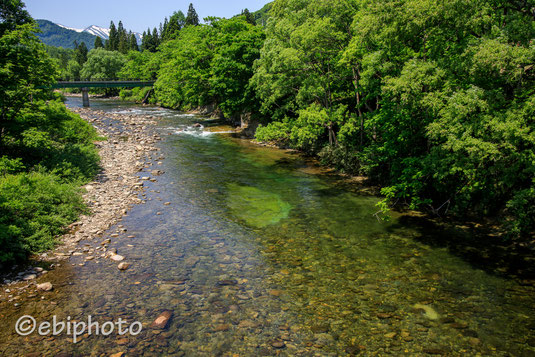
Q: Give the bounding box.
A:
[0,106,162,299]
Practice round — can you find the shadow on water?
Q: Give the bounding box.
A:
[395,215,535,281]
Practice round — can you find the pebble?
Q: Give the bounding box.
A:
[117,262,130,271]
[23,274,37,281]
[269,289,283,297]
[217,279,237,286]
[36,282,53,291]
[213,324,230,332]
[238,320,258,329]
[111,255,125,262]
[271,341,286,349]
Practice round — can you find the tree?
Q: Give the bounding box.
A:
[0,24,57,146]
[128,33,139,52]
[186,3,199,26]
[252,0,356,151]
[163,11,185,41]
[94,36,103,49]
[80,48,127,81]
[241,9,256,25]
[74,41,88,66]
[0,0,32,36]
[117,21,128,53]
[106,21,118,51]
[66,59,81,81]
[141,27,159,52]
[155,17,264,116]
[150,27,160,52]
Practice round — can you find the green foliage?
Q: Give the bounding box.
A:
[141,27,160,52]
[253,2,272,27]
[154,17,264,117]
[162,11,186,41]
[255,121,293,144]
[0,8,101,265]
[0,156,25,176]
[241,9,256,25]
[94,36,103,49]
[74,41,88,65]
[119,50,159,80]
[105,20,139,53]
[106,21,118,51]
[80,48,127,80]
[318,144,361,175]
[45,45,73,79]
[0,171,86,263]
[0,23,57,144]
[186,3,200,26]
[252,0,535,237]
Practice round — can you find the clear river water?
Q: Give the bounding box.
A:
[0,98,534,356]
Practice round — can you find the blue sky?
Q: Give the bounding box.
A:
[23,0,270,33]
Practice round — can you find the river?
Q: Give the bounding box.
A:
[0,98,534,356]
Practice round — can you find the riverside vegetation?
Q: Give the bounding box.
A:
[117,0,535,239]
[0,1,100,265]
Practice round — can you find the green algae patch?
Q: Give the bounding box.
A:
[227,183,292,228]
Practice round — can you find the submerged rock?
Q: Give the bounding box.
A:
[151,310,173,329]
[413,304,440,320]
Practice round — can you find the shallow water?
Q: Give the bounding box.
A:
[0,98,534,356]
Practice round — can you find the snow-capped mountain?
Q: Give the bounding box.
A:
[57,23,142,44]
[84,25,111,39]
[57,23,83,33]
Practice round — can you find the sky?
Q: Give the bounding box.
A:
[23,0,270,33]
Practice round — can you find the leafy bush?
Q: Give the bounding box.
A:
[255,121,293,145]
[318,145,361,175]
[0,172,86,264]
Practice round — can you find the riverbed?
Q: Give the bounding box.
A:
[0,98,534,356]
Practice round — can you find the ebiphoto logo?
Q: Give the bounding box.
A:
[15,315,142,343]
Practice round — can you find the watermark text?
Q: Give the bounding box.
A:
[15,315,142,343]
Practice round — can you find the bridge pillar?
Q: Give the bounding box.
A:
[82,87,90,107]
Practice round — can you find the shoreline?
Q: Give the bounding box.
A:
[0,105,162,296]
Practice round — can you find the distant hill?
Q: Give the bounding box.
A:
[36,19,98,49]
[254,2,272,26]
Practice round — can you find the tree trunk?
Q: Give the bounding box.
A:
[352,66,364,147]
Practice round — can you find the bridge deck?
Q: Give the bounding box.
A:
[50,80,155,89]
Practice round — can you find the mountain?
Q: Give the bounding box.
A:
[58,23,142,44]
[36,19,98,49]
[37,20,143,49]
[83,25,110,39]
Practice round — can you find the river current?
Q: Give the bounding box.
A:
[0,98,534,356]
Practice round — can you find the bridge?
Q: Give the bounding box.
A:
[50,80,155,107]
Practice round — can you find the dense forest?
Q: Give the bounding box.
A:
[0,1,100,265]
[1,0,534,266]
[118,0,535,238]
